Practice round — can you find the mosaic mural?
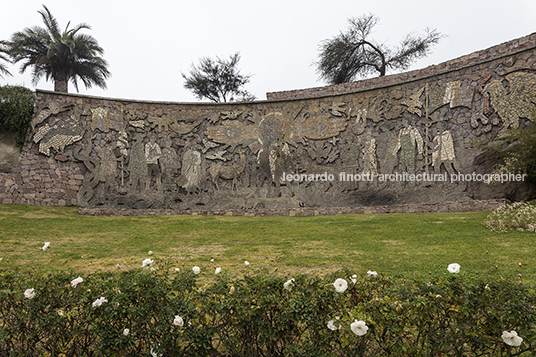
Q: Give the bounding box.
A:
[28,63,536,210]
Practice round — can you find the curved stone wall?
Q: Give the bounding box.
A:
[1,33,535,210]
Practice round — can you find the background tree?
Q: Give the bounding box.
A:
[182,52,255,102]
[316,14,444,84]
[0,41,12,79]
[0,85,36,146]
[5,5,110,93]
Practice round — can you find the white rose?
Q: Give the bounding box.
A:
[350,320,368,336]
[192,266,200,274]
[70,277,83,288]
[333,278,348,293]
[92,296,108,308]
[173,315,184,326]
[283,278,294,291]
[327,319,340,331]
[142,258,154,269]
[24,288,36,299]
[501,330,523,347]
[123,328,130,336]
[367,270,378,277]
[447,263,460,274]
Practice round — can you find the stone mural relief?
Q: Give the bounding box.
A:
[482,71,536,129]
[33,102,84,156]
[25,47,535,210]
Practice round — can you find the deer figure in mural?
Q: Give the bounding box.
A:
[208,151,247,191]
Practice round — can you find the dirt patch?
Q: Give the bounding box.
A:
[381,240,403,245]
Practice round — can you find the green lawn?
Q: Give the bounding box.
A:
[0,204,533,283]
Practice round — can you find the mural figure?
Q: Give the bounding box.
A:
[96,140,117,195]
[339,135,361,190]
[145,135,162,191]
[376,121,400,176]
[181,149,202,193]
[116,130,129,187]
[159,138,180,190]
[398,119,424,183]
[90,107,111,132]
[403,87,424,116]
[359,129,377,189]
[483,72,536,129]
[33,113,84,156]
[128,132,148,192]
[431,121,463,177]
[207,151,247,191]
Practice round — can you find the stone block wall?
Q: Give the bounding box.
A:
[1,33,535,213]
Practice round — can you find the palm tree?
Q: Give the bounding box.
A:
[6,5,110,93]
[0,41,12,79]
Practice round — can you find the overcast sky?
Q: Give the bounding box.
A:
[1,0,535,102]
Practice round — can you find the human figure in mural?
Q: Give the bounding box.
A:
[376,121,400,176]
[256,138,294,194]
[339,135,361,190]
[159,138,180,190]
[398,118,424,185]
[359,128,377,189]
[116,130,129,188]
[431,120,463,179]
[128,132,148,192]
[181,148,202,193]
[145,134,162,191]
[95,138,117,196]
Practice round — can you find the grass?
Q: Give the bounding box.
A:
[0,204,534,283]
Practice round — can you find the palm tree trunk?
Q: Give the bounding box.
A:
[54,77,68,93]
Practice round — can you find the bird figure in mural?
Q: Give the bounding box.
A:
[204,109,348,187]
[483,72,536,129]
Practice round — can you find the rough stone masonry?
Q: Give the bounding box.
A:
[1,33,535,214]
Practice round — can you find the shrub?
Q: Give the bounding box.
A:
[0,266,535,356]
[483,201,536,233]
[0,85,36,147]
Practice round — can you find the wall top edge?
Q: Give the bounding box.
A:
[34,89,280,106]
[266,32,536,100]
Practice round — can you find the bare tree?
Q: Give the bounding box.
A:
[182,52,255,102]
[316,14,444,84]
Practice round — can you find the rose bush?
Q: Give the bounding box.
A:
[0,267,535,356]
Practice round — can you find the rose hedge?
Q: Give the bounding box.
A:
[0,268,535,356]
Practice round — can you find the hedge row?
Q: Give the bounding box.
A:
[0,267,535,356]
